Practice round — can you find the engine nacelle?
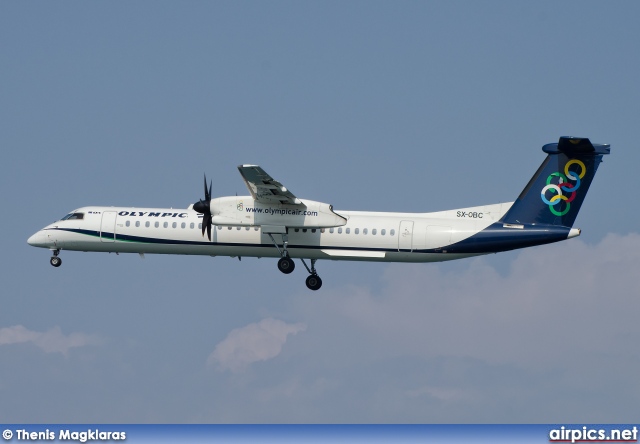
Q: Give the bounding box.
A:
[209,196,347,228]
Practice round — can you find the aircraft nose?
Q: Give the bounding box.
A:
[27,230,46,247]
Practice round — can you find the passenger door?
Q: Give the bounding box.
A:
[398,220,414,251]
[100,211,117,243]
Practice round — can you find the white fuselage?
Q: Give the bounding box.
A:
[27,200,514,263]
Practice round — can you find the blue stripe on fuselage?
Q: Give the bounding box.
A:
[439,222,570,254]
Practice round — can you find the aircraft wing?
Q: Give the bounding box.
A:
[237,165,301,205]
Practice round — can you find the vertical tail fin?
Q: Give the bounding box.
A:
[500,137,610,227]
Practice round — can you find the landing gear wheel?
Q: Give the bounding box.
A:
[305,274,322,291]
[277,257,295,274]
[50,256,62,267]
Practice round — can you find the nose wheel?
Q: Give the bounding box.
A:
[50,249,62,267]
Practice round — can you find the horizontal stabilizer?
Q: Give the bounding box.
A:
[543,137,610,155]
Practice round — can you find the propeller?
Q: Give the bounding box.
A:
[193,175,213,241]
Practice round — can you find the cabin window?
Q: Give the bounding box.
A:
[181,222,186,229]
[245,227,250,231]
[381,229,386,235]
[355,228,359,234]
[228,227,232,230]
[125,221,130,227]
[135,221,140,227]
[145,221,150,228]
[346,228,350,234]
[363,228,368,235]
[198,223,202,229]
[330,228,334,233]
[312,229,316,233]
[254,227,259,231]
[303,229,307,233]
[390,229,395,236]
[372,228,377,235]
[236,227,241,230]
[172,222,177,228]
[338,228,342,234]
[321,228,325,233]
[155,221,159,228]
[295,229,300,232]
[163,222,168,228]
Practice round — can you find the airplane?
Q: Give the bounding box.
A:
[28,137,609,291]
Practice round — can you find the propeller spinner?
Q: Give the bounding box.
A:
[193,175,213,241]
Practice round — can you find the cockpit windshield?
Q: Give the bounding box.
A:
[60,212,84,221]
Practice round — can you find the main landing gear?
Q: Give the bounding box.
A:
[50,249,62,267]
[268,233,322,291]
[277,256,295,274]
[301,258,322,291]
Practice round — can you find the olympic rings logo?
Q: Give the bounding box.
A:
[540,159,587,216]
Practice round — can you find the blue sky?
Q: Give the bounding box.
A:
[1,1,639,423]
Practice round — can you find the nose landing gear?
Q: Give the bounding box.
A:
[50,249,62,267]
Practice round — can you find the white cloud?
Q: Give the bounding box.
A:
[262,233,640,422]
[0,325,100,356]
[207,318,307,372]
[300,233,640,369]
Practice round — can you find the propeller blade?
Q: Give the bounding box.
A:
[204,175,210,201]
[196,174,213,242]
